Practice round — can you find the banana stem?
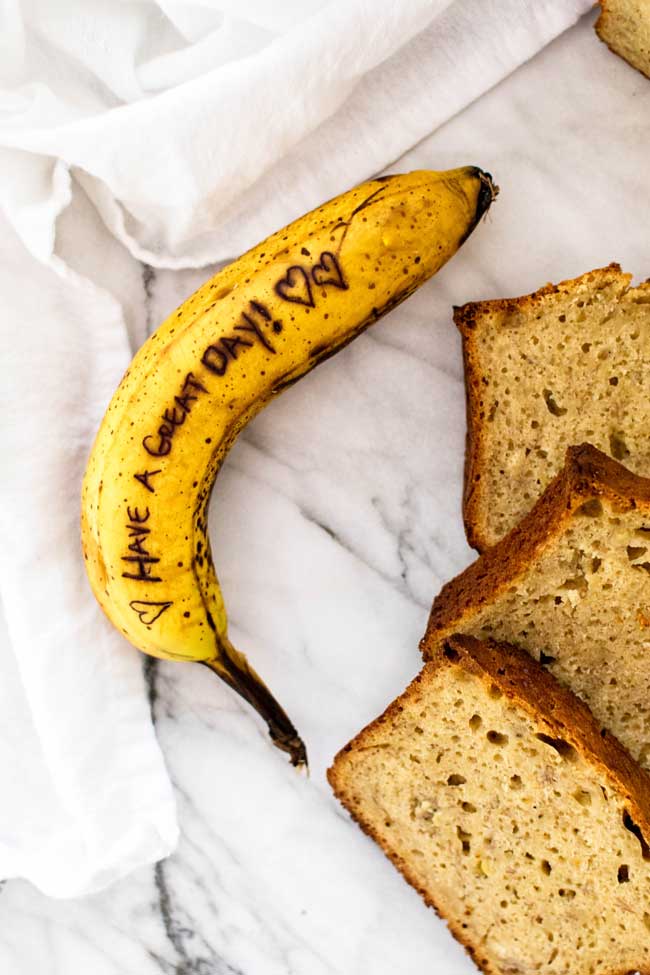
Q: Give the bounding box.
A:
[201,637,307,769]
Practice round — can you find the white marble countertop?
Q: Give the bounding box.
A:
[2,9,650,974]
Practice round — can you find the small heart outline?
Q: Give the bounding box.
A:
[275,266,314,307]
[129,600,173,626]
[312,251,348,291]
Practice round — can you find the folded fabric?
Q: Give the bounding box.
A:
[0,0,591,897]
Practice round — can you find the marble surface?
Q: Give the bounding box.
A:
[2,9,650,974]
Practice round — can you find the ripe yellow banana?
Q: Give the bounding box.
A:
[81,166,497,767]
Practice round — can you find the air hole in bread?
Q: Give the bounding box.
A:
[575,498,603,518]
[487,731,509,746]
[543,389,567,416]
[534,734,577,762]
[539,651,557,665]
[443,644,460,661]
[462,801,477,813]
[623,811,650,859]
[488,684,503,699]
[626,545,647,562]
[509,774,523,790]
[560,574,588,594]
[457,826,472,854]
[617,864,630,883]
[541,859,552,875]
[558,888,576,899]
[447,773,466,786]
[469,714,483,731]
[573,789,592,807]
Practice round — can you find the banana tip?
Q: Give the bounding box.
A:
[272,729,308,770]
[476,168,499,220]
[458,167,498,245]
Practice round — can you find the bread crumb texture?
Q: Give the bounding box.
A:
[597,0,650,79]
[330,639,650,975]
[457,265,650,549]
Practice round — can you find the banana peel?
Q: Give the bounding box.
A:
[81,167,498,768]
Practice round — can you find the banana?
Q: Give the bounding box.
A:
[81,166,497,768]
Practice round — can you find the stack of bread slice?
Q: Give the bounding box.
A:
[328,267,650,974]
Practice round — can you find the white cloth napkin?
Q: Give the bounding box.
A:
[0,0,592,898]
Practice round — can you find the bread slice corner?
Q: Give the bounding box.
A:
[454,264,650,551]
[596,0,650,80]
[329,634,650,975]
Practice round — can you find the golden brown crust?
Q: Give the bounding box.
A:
[328,635,650,975]
[453,264,626,337]
[595,0,612,39]
[596,1,650,81]
[459,321,486,552]
[454,264,629,552]
[568,440,650,505]
[423,443,650,653]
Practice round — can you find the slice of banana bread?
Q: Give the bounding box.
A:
[329,634,650,975]
[597,0,650,79]
[455,264,650,550]
[424,443,650,771]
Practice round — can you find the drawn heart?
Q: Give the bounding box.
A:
[129,600,173,625]
[312,251,347,291]
[275,266,314,307]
